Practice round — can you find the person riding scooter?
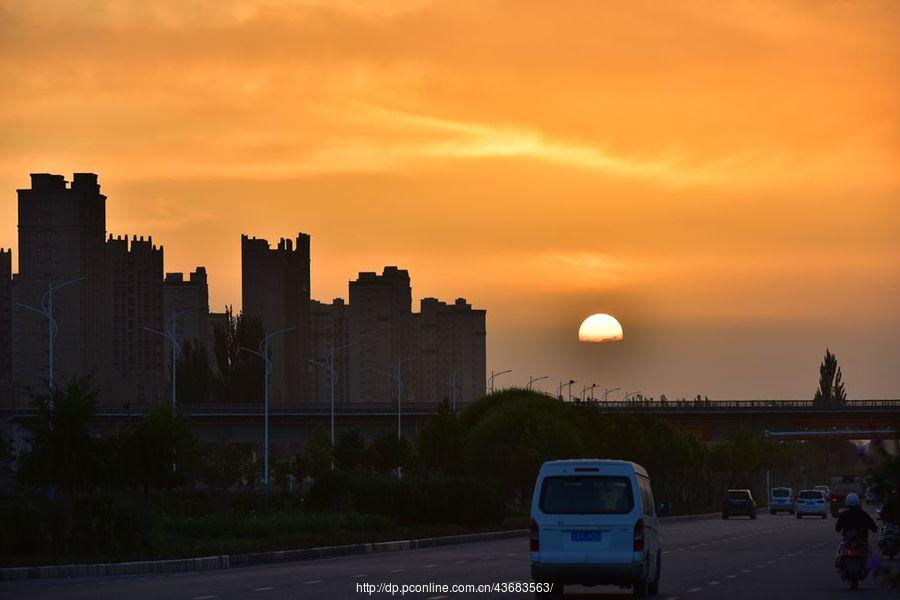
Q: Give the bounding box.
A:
[835,493,878,544]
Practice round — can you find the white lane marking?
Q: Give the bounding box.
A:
[688,588,702,593]
[505,553,517,557]
[193,596,218,600]
[742,569,751,573]
[708,581,720,585]
[726,574,737,579]
[303,580,324,585]
[388,568,404,573]
[251,587,275,592]
[353,574,366,578]
[454,560,466,564]
[423,564,438,568]
[663,596,680,600]
[663,550,672,554]
[426,596,449,600]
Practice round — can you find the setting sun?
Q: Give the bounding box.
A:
[578,313,624,343]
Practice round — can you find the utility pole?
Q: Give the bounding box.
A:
[487,369,512,394]
[437,366,466,412]
[310,340,360,467]
[604,386,622,402]
[145,305,203,410]
[17,277,86,401]
[375,356,416,479]
[240,326,294,495]
[527,375,549,391]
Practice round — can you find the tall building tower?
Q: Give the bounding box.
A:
[0,250,13,406]
[162,267,210,348]
[105,235,165,405]
[310,298,350,406]
[412,297,486,409]
[241,234,311,404]
[348,267,413,405]
[16,173,107,394]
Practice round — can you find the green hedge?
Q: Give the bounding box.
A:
[307,472,506,527]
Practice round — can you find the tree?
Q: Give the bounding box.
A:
[17,377,104,491]
[212,306,265,404]
[126,403,200,495]
[201,441,250,490]
[298,426,334,480]
[334,428,367,472]
[416,399,464,475]
[813,348,848,407]
[177,338,214,404]
[367,429,413,475]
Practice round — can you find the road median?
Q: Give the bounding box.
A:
[0,510,725,581]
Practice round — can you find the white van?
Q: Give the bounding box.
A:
[530,460,668,598]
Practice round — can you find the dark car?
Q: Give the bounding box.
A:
[722,489,757,519]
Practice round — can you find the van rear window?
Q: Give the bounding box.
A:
[539,476,634,514]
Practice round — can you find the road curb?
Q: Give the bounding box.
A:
[0,529,529,581]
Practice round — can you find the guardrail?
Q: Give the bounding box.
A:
[4,399,900,419]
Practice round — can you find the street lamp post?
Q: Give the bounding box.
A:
[582,382,599,401]
[624,390,642,402]
[487,369,512,394]
[437,366,466,412]
[17,277,86,399]
[604,386,622,402]
[240,326,294,495]
[310,340,360,464]
[144,305,203,410]
[374,356,416,479]
[527,375,549,391]
[567,379,577,402]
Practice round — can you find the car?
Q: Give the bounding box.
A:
[770,487,795,515]
[796,490,828,518]
[813,485,830,499]
[530,459,669,598]
[722,489,757,519]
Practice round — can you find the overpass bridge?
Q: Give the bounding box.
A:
[3,399,899,449]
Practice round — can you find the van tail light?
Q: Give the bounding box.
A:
[633,518,645,552]
[530,519,539,552]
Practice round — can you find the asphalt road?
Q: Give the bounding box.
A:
[2,510,895,599]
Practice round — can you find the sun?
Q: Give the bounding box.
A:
[578,313,624,343]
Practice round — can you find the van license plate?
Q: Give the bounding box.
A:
[571,531,602,542]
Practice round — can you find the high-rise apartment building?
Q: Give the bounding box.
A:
[15,173,107,393]
[347,267,414,405]
[310,298,351,406]
[162,267,210,348]
[411,297,486,409]
[241,234,311,404]
[0,250,13,404]
[105,235,165,404]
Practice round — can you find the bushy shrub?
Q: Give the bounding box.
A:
[307,472,505,527]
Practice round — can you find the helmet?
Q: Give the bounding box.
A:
[845,493,860,507]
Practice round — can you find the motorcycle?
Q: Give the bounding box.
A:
[835,540,869,590]
[879,522,899,559]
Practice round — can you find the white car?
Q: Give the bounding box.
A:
[796,490,828,518]
[813,485,830,499]
[530,459,667,598]
[770,487,795,514]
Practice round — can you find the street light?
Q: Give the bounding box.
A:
[374,356,416,480]
[604,386,622,402]
[437,366,466,412]
[527,375,549,391]
[567,379,577,402]
[144,305,203,410]
[624,390,642,402]
[310,340,360,462]
[17,277,86,399]
[582,382,599,401]
[487,369,512,394]
[240,326,294,495]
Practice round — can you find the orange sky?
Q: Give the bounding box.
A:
[1,0,898,398]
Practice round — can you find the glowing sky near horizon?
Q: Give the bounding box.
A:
[0,0,898,398]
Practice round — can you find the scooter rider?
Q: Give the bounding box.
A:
[835,493,878,543]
